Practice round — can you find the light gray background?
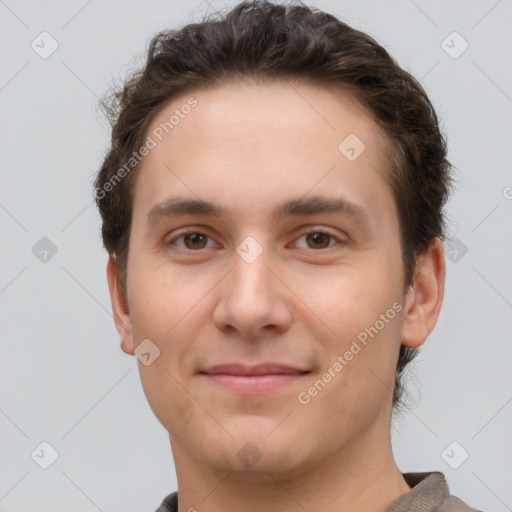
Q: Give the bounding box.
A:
[1,0,511,510]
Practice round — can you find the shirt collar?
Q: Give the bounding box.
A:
[158,471,452,512]
[385,472,450,511]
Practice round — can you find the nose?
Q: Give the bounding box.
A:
[212,242,293,340]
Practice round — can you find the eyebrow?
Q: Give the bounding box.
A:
[145,195,373,229]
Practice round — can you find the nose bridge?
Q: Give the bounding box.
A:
[212,234,292,336]
[230,237,274,305]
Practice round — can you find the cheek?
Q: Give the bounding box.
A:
[127,253,199,340]
[127,253,211,378]
[127,266,205,432]
[311,258,404,382]
[317,265,398,328]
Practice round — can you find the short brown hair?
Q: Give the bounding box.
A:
[94,0,454,412]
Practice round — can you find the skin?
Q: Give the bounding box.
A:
[107,79,445,512]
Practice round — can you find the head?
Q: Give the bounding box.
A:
[95,0,452,476]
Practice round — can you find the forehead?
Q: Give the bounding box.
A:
[132,79,396,229]
[145,78,381,154]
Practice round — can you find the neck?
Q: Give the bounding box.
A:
[169,419,411,512]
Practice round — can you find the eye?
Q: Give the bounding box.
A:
[168,230,216,250]
[166,228,345,252]
[292,229,343,250]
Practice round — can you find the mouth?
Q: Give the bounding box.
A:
[199,363,311,394]
[199,372,310,393]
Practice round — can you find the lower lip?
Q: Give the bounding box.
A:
[201,372,309,393]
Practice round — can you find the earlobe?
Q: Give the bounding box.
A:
[400,237,446,348]
[106,255,135,355]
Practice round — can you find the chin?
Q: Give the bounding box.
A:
[202,422,308,475]
[209,444,307,481]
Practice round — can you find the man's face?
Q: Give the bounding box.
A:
[115,80,413,477]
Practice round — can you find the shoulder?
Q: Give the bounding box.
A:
[442,495,485,512]
[390,472,484,512]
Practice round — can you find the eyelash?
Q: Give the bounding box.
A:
[166,228,345,252]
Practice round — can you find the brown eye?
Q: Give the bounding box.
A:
[183,233,208,249]
[293,230,340,250]
[305,232,332,249]
[169,231,214,250]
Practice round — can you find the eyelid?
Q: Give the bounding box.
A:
[166,227,220,249]
[289,227,346,250]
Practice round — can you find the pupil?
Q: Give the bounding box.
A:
[309,232,328,248]
[186,233,205,248]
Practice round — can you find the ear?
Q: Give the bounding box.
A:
[106,255,135,355]
[400,237,446,348]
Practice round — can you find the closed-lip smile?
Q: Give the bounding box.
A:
[199,363,310,393]
[201,362,309,375]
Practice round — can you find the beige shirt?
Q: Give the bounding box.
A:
[155,471,483,511]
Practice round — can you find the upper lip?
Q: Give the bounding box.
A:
[200,363,309,376]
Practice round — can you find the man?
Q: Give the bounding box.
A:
[95,1,482,510]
